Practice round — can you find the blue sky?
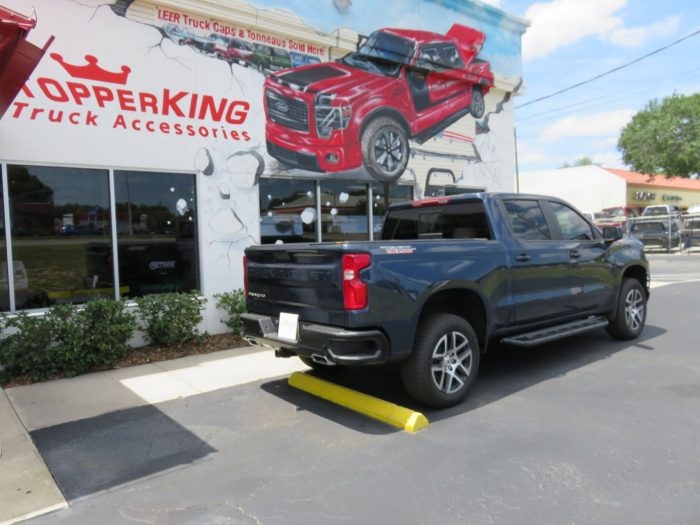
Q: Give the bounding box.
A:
[495,0,700,172]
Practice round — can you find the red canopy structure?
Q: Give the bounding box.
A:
[0,5,53,118]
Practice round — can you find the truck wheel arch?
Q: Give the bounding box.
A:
[359,107,411,141]
[415,286,490,353]
[608,264,648,321]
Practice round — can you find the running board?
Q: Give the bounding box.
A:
[501,316,609,347]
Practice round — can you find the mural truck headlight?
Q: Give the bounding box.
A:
[314,93,351,139]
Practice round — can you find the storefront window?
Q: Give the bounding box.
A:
[259,179,317,244]
[0,179,8,311]
[7,165,112,308]
[371,183,414,235]
[114,171,198,297]
[320,182,368,241]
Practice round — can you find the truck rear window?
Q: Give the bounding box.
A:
[381,201,492,240]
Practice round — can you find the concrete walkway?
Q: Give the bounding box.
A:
[0,346,307,523]
[0,390,66,525]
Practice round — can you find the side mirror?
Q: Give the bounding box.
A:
[602,226,623,243]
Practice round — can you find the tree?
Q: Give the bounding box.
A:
[560,156,599,168]
[618,93,700,178]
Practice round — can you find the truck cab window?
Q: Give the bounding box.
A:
[503,200,550,241]
[550,202,594,241]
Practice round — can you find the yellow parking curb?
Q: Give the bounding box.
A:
[288,372,429,433]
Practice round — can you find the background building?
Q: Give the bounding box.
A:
[520,166,700,215]
[0,0,527,332]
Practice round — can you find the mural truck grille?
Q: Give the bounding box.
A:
[266,91,309,132]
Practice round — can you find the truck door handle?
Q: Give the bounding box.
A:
[569,249,581,259]
[515,253,530,262]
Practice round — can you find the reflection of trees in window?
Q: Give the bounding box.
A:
[7,165,112,310]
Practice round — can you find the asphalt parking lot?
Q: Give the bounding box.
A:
[24,254,700,524]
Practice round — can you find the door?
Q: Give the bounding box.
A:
[545,201,616,314]
[502,199,573,325]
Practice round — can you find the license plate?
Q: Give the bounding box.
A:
[277,312,299,341]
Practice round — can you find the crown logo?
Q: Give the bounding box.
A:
[50,53,131,85]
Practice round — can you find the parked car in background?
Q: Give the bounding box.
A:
[163,24,195,45]
[629,221,680,252]
[595,205,642,233]
[253,45,292,72]
[683,217,700,249]
[289,51,322,68]
[215,37,255,65]
[642,204,681,218]
[187,33,216,54]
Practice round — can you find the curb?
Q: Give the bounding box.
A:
[288,372,429,433]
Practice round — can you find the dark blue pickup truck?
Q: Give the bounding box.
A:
[242,193,649,407]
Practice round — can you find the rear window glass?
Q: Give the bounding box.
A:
[381,200,492,240]
[632,222,666,232]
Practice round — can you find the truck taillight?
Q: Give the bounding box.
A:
[243,255,248,297]
[342,253,371,310]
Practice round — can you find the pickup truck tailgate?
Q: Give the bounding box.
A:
[245,246,346,323]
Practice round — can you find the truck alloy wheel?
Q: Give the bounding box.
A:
[361,117,409,183]
[401,314,480,407]
[606,278,647,340]
[469,88,485,119]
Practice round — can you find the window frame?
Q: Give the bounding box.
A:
[0,161,200,313]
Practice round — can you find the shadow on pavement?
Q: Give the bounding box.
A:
[260,377,399,436]
[263,325,666,429]
[31,404,216,501]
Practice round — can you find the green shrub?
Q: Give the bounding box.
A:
[136,292,204,347]
[215,289,246,335]
[0,300,136,382]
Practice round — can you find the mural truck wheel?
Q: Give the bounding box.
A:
[469,87,485,119]
[361,117,409,183]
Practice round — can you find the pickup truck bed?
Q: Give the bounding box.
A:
[243,193,649,407]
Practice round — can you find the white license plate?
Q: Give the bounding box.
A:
[277,312,299,341]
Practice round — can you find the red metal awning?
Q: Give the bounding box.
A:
[0,5,53,118]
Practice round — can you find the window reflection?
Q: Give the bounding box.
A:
[8,165,112,308]
[320,182,368,241]
[114,171,198,297]
[259,179,316,244]
[371,183,413,235]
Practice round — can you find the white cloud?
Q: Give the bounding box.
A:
[523,1,682,60]
[540,109,635,140]
[591,152,625,168]
[479,0,501,6]
[523,0,626,61]
[609,15,681,47]
[517,142,563,166]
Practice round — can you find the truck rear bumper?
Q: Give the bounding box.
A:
[241,313,390,365]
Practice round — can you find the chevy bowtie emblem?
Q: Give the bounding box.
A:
[275,100,289,112]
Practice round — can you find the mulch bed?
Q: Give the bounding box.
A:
[2,333,250,388]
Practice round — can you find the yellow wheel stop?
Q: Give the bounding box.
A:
[288,371,429,433]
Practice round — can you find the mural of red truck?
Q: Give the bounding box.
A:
[264,24,494,182]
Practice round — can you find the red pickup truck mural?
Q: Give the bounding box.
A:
[264,24,494,182]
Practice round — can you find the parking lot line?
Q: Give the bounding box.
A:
[288,372,429,433]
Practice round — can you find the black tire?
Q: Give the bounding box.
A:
[469,87,485,119]
[401,314,480,408]
[360,116,409,183]
[606,278,647,340]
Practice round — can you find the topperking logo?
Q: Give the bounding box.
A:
[10,51,252,141]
